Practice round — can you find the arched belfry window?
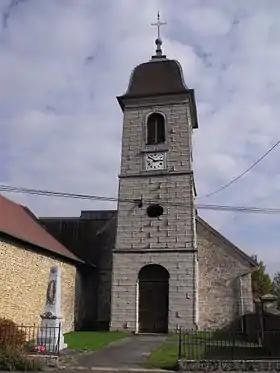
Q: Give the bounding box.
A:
[146,113,165,145]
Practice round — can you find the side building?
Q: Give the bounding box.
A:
[0,194,95,332]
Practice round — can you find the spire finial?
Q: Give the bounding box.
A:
[151,11,167,58]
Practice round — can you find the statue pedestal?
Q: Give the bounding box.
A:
[36,314,67,353]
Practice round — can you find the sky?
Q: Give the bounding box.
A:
[0,0,280,276]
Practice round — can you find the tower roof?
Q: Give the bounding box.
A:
[121,58,188,98]
[117,58,191,111]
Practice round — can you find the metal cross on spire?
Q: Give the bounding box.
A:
[151,11,167,57]
[151,11,166,40]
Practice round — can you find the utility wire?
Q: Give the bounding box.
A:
[196,138,280,200]
[197,203,280,215]
[1,184,280,215]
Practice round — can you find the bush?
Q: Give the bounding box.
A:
[0,318,26,350]
[0,345,42,371]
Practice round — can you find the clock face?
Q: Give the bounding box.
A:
[145,152,165,170]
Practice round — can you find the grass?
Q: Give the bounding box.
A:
[64,331,129,351]
[147,334,179,370]
[146,331,270,370]
[181,331,264,360]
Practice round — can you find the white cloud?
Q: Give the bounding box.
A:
[1,0,280,275]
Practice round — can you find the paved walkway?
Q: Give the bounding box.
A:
[74,334,166,369]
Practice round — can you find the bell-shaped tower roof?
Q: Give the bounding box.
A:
[119,58,188,100]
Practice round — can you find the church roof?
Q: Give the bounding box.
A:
[40,210,117,267]
[0,194,83,264]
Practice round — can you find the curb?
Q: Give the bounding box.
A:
[48,367,174,372]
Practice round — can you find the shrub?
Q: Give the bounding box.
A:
[0,345,42,371]
[0,318,26,350]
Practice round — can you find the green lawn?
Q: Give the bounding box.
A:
[147,334,179,370]
[64,331,129,351]
[146,331,267,370]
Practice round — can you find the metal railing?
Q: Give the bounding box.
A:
[178,328,280,361]
[0,323,61,356]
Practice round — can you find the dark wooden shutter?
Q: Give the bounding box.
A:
[146,113,165,145]
[156,115,165,144]
[147,116,156,144]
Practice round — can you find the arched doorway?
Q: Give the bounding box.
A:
[138,264,169,333]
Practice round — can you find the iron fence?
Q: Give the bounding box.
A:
[0,323,61,356]
[178,328,280,361]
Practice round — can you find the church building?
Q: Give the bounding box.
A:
[39,29,258,334]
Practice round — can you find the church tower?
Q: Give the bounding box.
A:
[110,15,199,333]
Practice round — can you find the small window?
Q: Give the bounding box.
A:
[146,113,165,145]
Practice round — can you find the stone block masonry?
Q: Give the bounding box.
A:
[0,235,76,333]
[120,101,193,177]
[116,174,194,251]
[111,95,197,332]
[197,220,254,329]
[110,251,197,332]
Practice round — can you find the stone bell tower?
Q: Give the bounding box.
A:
[110,14,199,333]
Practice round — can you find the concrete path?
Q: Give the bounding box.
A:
[74,334,166,369]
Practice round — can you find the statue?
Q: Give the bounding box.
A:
[36,266,67,352]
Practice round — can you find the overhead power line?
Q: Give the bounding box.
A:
[197,204,280,215]
[196,138,280,200]
[0,184,119,202]
[1,184,280,215]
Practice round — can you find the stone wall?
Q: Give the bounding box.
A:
[0,235,76,333]
[110,251,197,332]
[197,219,254,329]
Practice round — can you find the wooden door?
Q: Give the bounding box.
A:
[138,265,169,333]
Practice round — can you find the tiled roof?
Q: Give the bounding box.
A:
[0,194,83,263]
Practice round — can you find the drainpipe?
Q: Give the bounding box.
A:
[238,273,250,333]
[194,253,199,329]
[190,178,198,329]
[239,275,244,333]
[239,275,244,316]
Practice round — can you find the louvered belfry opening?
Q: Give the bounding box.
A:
[146,113,165,145]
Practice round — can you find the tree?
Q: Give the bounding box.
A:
[272,272,280,308]
[251,255,272,299]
